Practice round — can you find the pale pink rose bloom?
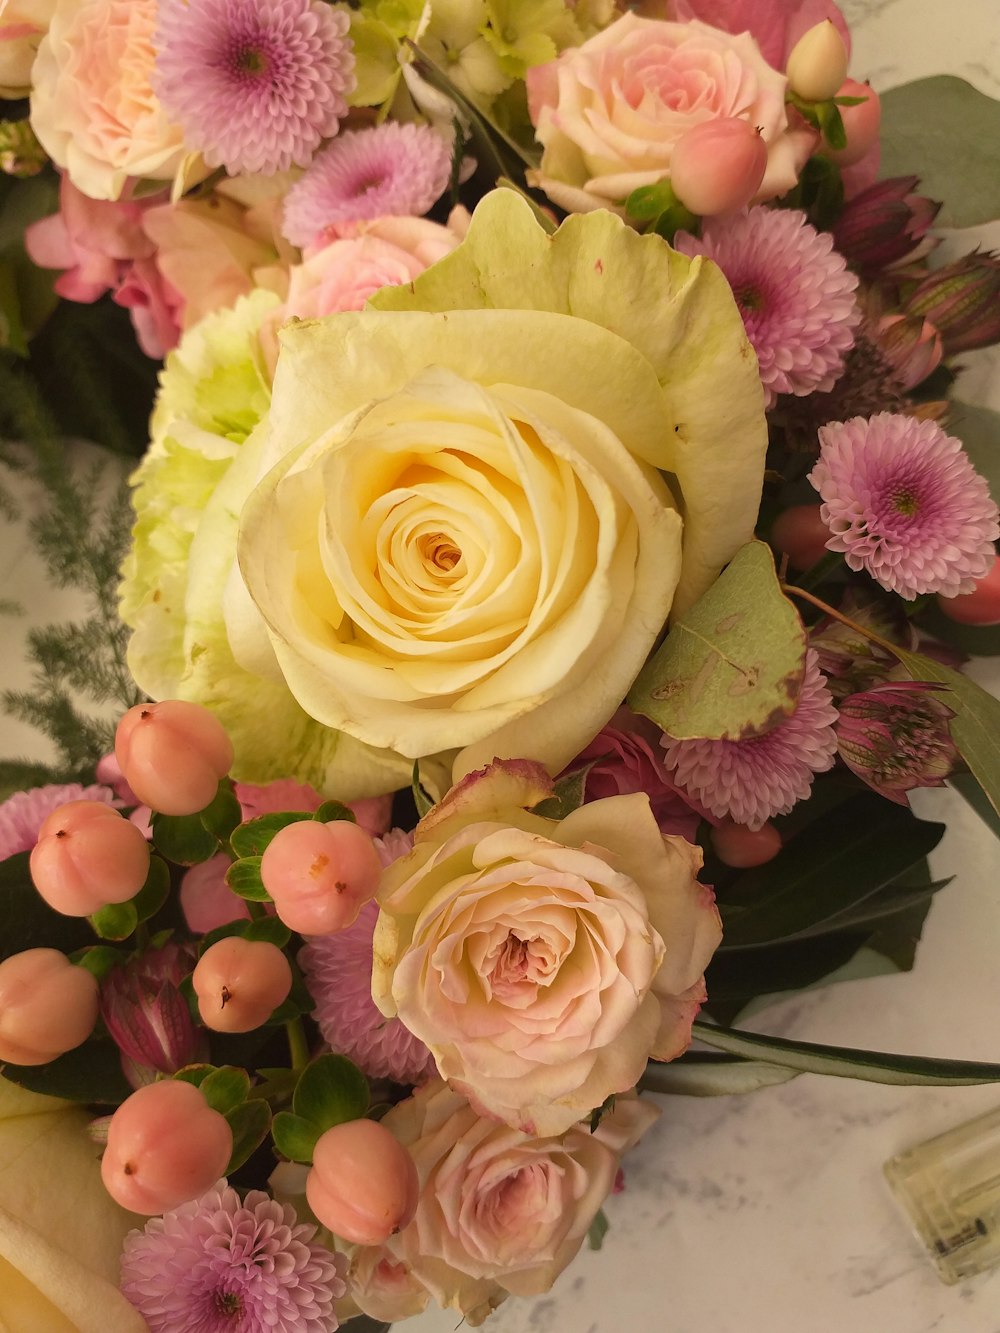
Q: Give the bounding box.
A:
[373,759,721,1137]
[348,1247,432,1324]
[349,1080,659,1326]
[28,0,200,202]
[0,0,57,98]
[526,13,815,215]
[259,215,463,376]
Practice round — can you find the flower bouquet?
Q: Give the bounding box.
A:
[2,0,1000,1329]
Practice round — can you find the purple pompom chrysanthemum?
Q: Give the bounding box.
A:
[281,123,453,248]
[154,0,355,176]
[675,206,861,406]
[661,650,839,830]
[121,1182,347,1332]
[809,412,999,599]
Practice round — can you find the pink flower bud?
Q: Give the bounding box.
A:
[100,943,208,1088]
[825,78,881,167]
[904,251,1000,356]
[306,1119,419,1246]
[835,681,958,803]
[29,800,151,916]
[786,20,849,102]
[0,948,100,1066]
[115,700,234,817]
[669,118,768,217]
[832,177,940,277]
[875,314,943,390]
[192,936,292,1033]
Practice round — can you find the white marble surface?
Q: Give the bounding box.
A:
[3,4,1000,1332]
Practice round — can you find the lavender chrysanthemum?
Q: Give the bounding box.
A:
[121,1182,347,1333]
[809,412,1000,599]
[661,650,839,829]
[282,123,453,248]
[300,899,435,1085]
[0,783,116,860]
[154,0,355,176]
[675,207,861,407]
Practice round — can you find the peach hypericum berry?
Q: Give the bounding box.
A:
[192,936,292,1033]
[29,800,151,916]
[770,504,833,571]
[0,948,100,1066]
[259,819,383,935]
[669,117,768,217]
[938,558,1000,626]
[305,1118,420,1246]
[115,700,234,816]
[101,1079,233,1214]
[711,820,783,869]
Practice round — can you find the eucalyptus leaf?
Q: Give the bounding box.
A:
[692,1020,1000,1086]
[629,541,806,740]
[225,1098,272,1174]
[879,77,1000,227]
[947,400,1000,507]
[641,1054,798,1096]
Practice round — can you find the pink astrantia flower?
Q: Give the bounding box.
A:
[281,123,453,249]
[675,206,860,406]
[100,942,208,1087]
[661,649,838,829]
[154,0,355,176]
[0,782,117,860]
[835,681,958,804]
[808,413,1000,599]
[121,1182,347,1333]
[299,897,436,1086]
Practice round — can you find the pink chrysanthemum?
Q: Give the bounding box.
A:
[809,413,1000,599]
[0,783,116,860]
[154,0,355,176]
[675,206,861,406]
[281,123,453,248]
[300,899,435,1086]
[661,650,839,829]
[121,1182,347,1333]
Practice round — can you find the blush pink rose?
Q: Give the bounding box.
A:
[258,215,464,375]
[0,0,57,98]
[348,1080,659,1326]
[372,759,721,1136]
[526,12,816,214]
[29,0,199,201]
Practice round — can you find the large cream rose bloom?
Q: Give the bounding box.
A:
[0,1076,145,1332]
[371,759,721,1135]
[214,189,765,786]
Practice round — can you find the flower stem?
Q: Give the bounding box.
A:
[286,1017,309,1073]
[781,583,902,657]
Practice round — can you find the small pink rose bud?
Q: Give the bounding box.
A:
[825,78,881,166]
[115,700,234,816]
[835,681,958,803]
[192,936,292,1033]
[100,942,208,1088]
[260,819,383,935]
[29,800,151,916]
[101,1079,233,1214]
[306,1119,420,1246]
[669,118,768,217]
[0,948,100,1066]
[875,314,943,390]
[786,20,849,102]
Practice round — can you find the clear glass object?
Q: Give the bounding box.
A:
[885,1105,1000,1284]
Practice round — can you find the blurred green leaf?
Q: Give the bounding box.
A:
[587,1208,610,1251]
[313,800,356,824]
[0,851,93,962]
[200,1065,251,1116]
[225,856,270,901]
[947,400,1000,508]
[89,899,139,941]
[230,811,313,858]
[641,1053,799,1096]
[950,770,1000,840]
[152,809,219,865]
[201,781,243,842]
[0,1037,131,1104]
[293,1053,369,1133]
[132,854,171,924]
[879,77,1000,227]
[629,541,806,740]
[225,1098,272,1174]
[272,1110,321,1164]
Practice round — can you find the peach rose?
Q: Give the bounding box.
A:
[526,12,815,214]
[29,0,200,201]
[0,0,57,98]
[372,760,721,1135]
[349,1079,659,1326]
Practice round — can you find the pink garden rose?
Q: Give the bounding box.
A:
[372,760,721,1136]
[0,0,57,98]
[526,12,816,215]
[29,0,199,201]
[348,1079,659,1326]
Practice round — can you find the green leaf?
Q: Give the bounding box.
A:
[412,761,434,818]
[88,899,138,941]
[0,851,93,963]
[629,541,806,739]
[293,1053,369,1132]
[625,180,677,221]
[272,1110,321,1164]
[173,1064,215,1088]
[530,762,594,820]
[230,811,314,859]
[313,800,356,824]
[587,1208,610,1251]
[950,770,1000,840]
[947,400,1000,507]
[914,598,1000,658]
[705,930,870,1025]
[892,645,1000,819]
[151,809,219,865]
[718,794,945,948]
[641,1053,799,1096]
[200,781,243,842]
[131,854,171,924]
[200,1065,251,1116]
[0,1038,131,1104]
[71,945,123,982]
[243,916,292,948]
[879,76,1000,227]
[225,856,271,901]
[225,1098,272,1174]
[816,99,847,151]
[692,1020,1000,1086]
